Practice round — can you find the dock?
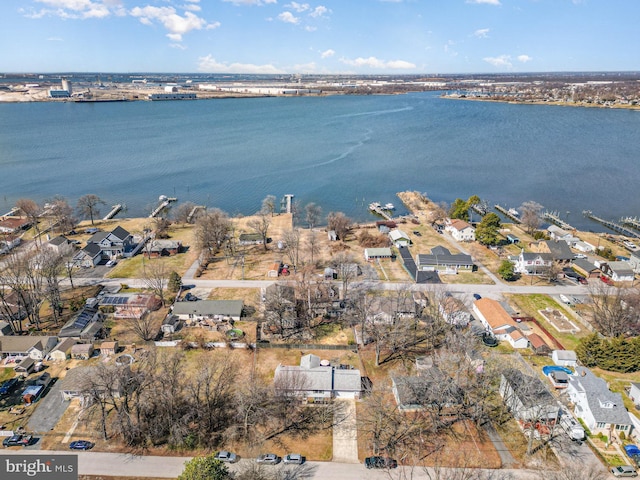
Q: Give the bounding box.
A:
[621,217,640,232]
[149,196,177,218]
[542,211,575,231]
[103,204,123,220]
[187,205,206,223]
[368,202,392,221]
[494,205,522,224]
[470,204,488,217]
[583,211,640,239]
[1,207,20,218]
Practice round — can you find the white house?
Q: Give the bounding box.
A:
[628,383,640,406]
[172,300,244,323]
[600,261,635,282]
[513,250,554,275]
[389,229,410,248]
[364,248,392,261]
[0,336,58,360]
[472,298,529,349]
[274,354,362,402]
[439,296,471,327]
[48,338,77,361]
[551,350,578,367]
[630,251,640,274]
[446,219,476,242]
[573,241,595,253]
[567,367,633,436]
[500,369,560,422]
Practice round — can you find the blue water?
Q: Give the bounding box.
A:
[1,92,639,230]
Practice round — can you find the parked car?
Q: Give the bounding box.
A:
[625,445,640,466]
[611,465,638,477]
[0,377,19,395]
[69,440,94,450]
[283,454,304,465]
[105,260,117,267]
[256,453,280,465]
[578,277,588,285]
[473,293,482,300]
[413,231,422,236]
[214,451,237,463]
[184,292,198,302]
[3,434,33,447]
[600,275,614,285]
[364,456,398,469]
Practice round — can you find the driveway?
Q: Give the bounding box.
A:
[397,245,417,279]
[27,379,70,435]
[333,399,359,463]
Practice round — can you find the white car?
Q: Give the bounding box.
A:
[214,451,237,463]
[283,453,304,465]
[256,453,280,464]
[105,260,117,267]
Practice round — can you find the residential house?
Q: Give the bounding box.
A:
[0,336,58,360]
[376,220,397,234]
[513,250,554,275]
[446,219,476,242]
[600,261,635,282]
[391,370,463,412]
[14,357,36,376]
[416,246,474,275]
[527,333,551,355]
[161,315,181,335]
[567,366,633,436]
[530,240,574,264]
[472,298,529,349]
[274,354,362,401]
[263,283,299,334]
[239,233,263,246]
[0,290,28,324]
[73,243,102,268]
[48,338,77,361]
[172,300,244,324]
[547,225,580,244]
[572,259,601,279]
[59,365,124,402]
[86,226,134,259]
[364,247,392,261]
[0,234,21,254]
[145,239,182,257]
[58,305,104,340]
[0,217,31,234]
[98,293,160,319]
[100,341,118,356]
[366,296,417,326]
[389,229,410,248]
[47,235,72,254]
[500,368,560,422]
[629,251,640,274]
[439,296,471,327]
[70,343,94,360]
[628,383,640,406]
[552,350,578,367]
[573,240,596,253]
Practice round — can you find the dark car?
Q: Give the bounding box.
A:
[365,456,398,469]
[184,292,198,302]
[473,293,482,300]
[0,377,19,395]
[69,440,94,450]
[3,434,33,447]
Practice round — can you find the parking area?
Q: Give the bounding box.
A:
[27,380,70,435]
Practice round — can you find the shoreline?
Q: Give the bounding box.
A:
[442,94,640,111]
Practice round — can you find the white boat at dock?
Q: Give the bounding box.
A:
[384,203,395,211]
[508,208,519,217]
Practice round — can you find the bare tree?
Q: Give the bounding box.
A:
[305,202,322,229]
[77,194,106,225]
[248,212,271,252]
[38,246,65,326]
[261,195,277,217]
[173,201,197,224]
[16,198,41,241]
[305,230,320,265]
[327,211,352,241]
[48,196,76,234]
[125,311,158,342]
[281,228,301,269]
[587,282,640,337]
[194,208,231,261]
[141,259,168,306]
[331,251,357,300]
[535,460,607,480]
[519,201,543,235]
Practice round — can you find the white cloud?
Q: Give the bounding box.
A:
[28,0,121,19]
[182,3,201,12]
[170,43,187,50]
[466,0,501,5]
[130,6,219,41]
[222,0,277,5]
[517,54,532,63]
[304,25,316,31]
[483,55,512,67]
[309,5,329,18]
[278,11,300,24]
[197,55,285,74]
[320,49,335,58]
[473,28,490,38]
[286,2,309,12]
[340,56,416,70]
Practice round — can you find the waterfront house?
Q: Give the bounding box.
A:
[0,217,31,234]
[500,368,559,422]
[573,240,596,253]
[446,219,476,242]
[600,261,635,283]
[513,250,554,275]
[274,354,362,402]
[239,233,263,246]
[629,251,640,274]
[530,240,574,264]
[567,366,632,436]
[389,229,410,248]
[145,239,182,257]
[547,225,579,244]
[416,246,474,275]
[0,234,21,255]
[364,247,392,261]
[472,298,528,349]
[172,300,244,323]
[86,226,134,259]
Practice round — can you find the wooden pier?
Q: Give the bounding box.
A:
[187,205,206,223]
[103,204,123,220]
[470,204,487,217]
[621,217,640,232]
[150,196,177,218]
[368,202,392,221]
[1,207,20,218]
[494,205,522,224]
[542,211,575,231]
[583,211,640,239]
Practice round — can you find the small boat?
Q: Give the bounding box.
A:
[384,203,395,210]
[369,202,381,210]
[508,208,519,217]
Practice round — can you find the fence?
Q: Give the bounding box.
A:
[256,342,357,352]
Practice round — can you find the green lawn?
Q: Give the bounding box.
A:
[0,368,15,383]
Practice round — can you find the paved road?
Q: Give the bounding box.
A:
[332,399,359,463]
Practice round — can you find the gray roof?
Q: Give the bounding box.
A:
[49,235,69,247]
[274,356,361,394]
[111,226,131,242]
[569,367,631,426]
[50,338,77,355]
[553,350,577,361]
[417,246,473,267]
[572,259,598,273]
[544,240,574,261]
[81,243,102,258]
[520,252,554,262]
[502,368,554,408]
[0,336,56,355]
[172,300,244,318]
[392,372,463,409]
[606,261,634,276]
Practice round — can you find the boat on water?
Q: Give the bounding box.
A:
[508,208,520,217]
[369,202,381,211]
[384,203,395,210]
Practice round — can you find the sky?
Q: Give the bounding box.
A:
[1,0,639,75]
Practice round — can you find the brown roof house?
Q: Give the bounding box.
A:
[472,298,528,349]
